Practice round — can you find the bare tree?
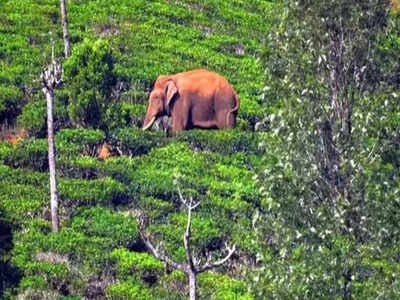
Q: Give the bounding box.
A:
[138,188,236,300]
[60,0,70,58]
[41,51,62,232]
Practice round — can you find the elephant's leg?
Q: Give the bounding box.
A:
[216,109,235,129]
[171,99,190,132]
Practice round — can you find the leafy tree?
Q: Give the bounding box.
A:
[63,39,117,129]
[254,0,400,298]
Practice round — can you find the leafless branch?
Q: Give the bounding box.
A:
[198,243,236,273]
[137,213,185,272]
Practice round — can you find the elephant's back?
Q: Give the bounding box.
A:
[177,69,231,92]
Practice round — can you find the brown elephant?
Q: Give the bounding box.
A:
[142,69,240,132]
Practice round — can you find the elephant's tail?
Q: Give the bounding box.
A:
[226,92,240,127]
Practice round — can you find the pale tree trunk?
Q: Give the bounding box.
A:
[188,270,197,300]
[60,0,70,58]
[41,59,62,232]
[46,88,59,232]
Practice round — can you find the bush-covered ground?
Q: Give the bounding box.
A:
[0,0,275,298]
[1,0,399,299]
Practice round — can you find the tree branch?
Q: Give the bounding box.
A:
[198,243,236,273]
[137,213,186,272]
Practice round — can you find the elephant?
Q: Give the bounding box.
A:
[142,69,240,132]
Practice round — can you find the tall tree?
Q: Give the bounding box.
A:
[253,0,400,298]
[41,53,62,232]
[60,0,70,58]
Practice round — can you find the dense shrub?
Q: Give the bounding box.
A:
[106,278,155,300]
[64,39,118,129]
[58,176,129,208]
[55,128,105,156]
[175,129,262,155]
[109,127,166,157]
[111,248,163,276]
[18,100,47,137]
[103,102,147,130]
[2,138,49,171]
[0,182,48,226]
[57,156,101,179]
[18,95,70,138]
[198,272,253,300]
[0,84,23,124]
[70,207,138,248]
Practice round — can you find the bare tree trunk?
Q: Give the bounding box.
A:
[188,270,197,300]
[41,58,62,232]
[46,88,59,232]
[60,0,70,58]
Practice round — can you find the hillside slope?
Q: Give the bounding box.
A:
[0,0,275,299]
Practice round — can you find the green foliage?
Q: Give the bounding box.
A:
[18,100,47,137]
[106,278,155,300]
[64,39,117,128]
[58,176,128,207]
[55,128,105,156]
[0,84,23,124]
[57,156,101,179]
[253,0,400,298]
[111,248,163,276]
[109,127,166,156]
[0,181,48,226]
[175,129,261,155]
[199,272,253,300]
[70,207,138,247]
[2,138,49,171]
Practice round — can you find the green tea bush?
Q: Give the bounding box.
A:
[0,182,48,226]
[149,212,225,261]
[58,176,129,208]
[18,100,47,137]
[111,248,163,276]
[0,164,48,186]
[0,142,13,163]
[198,272,253,300]
[0,84,23,124]
[57,156,101,179]
[106,278,155,300]
[18,95,70,138]
[70,207,138,248]
[55,128,105,156]
[12,222,116,295]
[137,196,176,220]
[109,127,166,157]
[175,129,261,155]
[129,143,210,201]
[3,138,48,171]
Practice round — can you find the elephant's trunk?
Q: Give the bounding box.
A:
[142,116,156,131]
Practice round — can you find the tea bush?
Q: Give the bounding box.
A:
[111,248,163,276]
[70,207,138,248]
[58,176,129,208]
[106,279,155,300]
[175,129,261,155]
[55,128,105,156]
[109,127,166,157]
[0,85,23,124]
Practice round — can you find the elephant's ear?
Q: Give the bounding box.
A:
[166,80,178,108]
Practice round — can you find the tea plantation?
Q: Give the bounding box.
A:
[0,0,274,298]
[1,0,400,299]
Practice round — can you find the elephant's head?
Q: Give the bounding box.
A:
[142,76,178,131]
